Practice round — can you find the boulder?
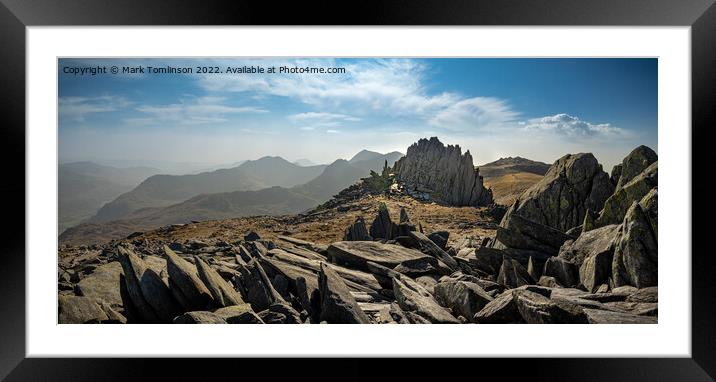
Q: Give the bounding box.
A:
[195,256,245,307]
[392,276,459,323]
[370,203,395,240]
[469,246,504,275]
[318,263,372,324]
[428,231,449,250]
[582,308,657,324]
[213,304,254,321]
[433,281,494,322]
[164,246,214,311]
[542,257,579,288]
[513,289,588,324]
[537,276,562,288]
[173,311,227,324]
[612,202,658,288]
[116,247,160,322]
[244,231,261,241]
[58,295,124,324]
[327,241,434,271]
[74,261,123,308]
[393,256,448,277]
[259,303,302,324]
[236,258,283,312]
[343,217,372,241]
[610,163,623,187]
[473,290,524,324]
[500,152,613,233]
[493,214,573,259]
[626,287,658,303]
[593,161,657,228]
[615,145,658,191]
[409,231,459,271]
[558,224,619,267]
[497,258,533,288]
[639,188,658,240]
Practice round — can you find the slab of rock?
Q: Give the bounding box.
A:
[494,214,574,259]
[469,246,505,275]
[343,217,372,241]
[393,137,493,206]
[213,304,254,321]
[393,256,450,277]
[639,188,658,240]
[513,289,588,324]
[537,276,562,288]
[434,281,494,322]
[473,290,524,324]
[604,301,658,316]
[164,245,214,311]
[409,231,459,271]
[370,203,395,240]
[543,257,579,288]
[74,261,123,308]
[173,311,227,324]
[327,241,433,271]
[615,145,658,191]
[236,258,283,312]
[612,202,658,288]
[116,247,160,322]
[583,308,657,324]
[500,152,613,233]
[58,295,124,324]
[393,276,459,323]
[428,231,449,250]
[318,263,371,324]
[497,258,533,288]
[259,303,302,324]
[579,250,614,293]
[626,287,658,303]
[559,224,620,267]
[594,161,657,228]
[195,256,244,307]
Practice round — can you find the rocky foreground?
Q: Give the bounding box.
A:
[58,141,658,324]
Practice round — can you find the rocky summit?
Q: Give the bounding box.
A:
[393,137,493,207]
[57,139,658,325]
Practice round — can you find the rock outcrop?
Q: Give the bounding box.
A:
[393,137,493,206]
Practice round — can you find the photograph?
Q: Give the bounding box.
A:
[57,57,658,325]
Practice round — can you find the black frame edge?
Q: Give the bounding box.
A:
[1,0,715,380]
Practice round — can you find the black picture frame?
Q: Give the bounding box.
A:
[1,0,714,380]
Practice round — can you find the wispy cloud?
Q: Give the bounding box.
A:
[127,96,267,126]
[429,97,520,132]
[59,95,130,122]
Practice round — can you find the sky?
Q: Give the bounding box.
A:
[58,58,657,171]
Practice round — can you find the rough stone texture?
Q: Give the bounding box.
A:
[594,161,657,229]
[173,311,227,324]
[58,295,123,324]
[639,188,658,241]
[433,281,493,322]
[428,231,449,250]
[626,287,658,303]
[74,261,123,308]
[473,290,524,324]
[328,241,433,271]
[393,256,449,277]
[538,276,562,288]
[500,152,613,233]
[527,256,542,282]
[408,231,459,271]
[213,304,254,321]
[579,250,614,293]
[493,214,573,259]
[513,290,588,324]
[615,145,658,191]
[469,246,504,275]
[559,224,620,268]
[542,257,579,288]
[116,247,160,322]
[497,258,533,288]
[610,163,623,186]
[393,276,459,323]
[195,256,245,307]
[369,203,395,240]
[612,202,658,288]
[164,246,215,311]
[583,308,657,324]
[236,258,282,312]
[392,137,493,206]
[343,217,372,241]
[318,263,372,324]
[259,303,302,324]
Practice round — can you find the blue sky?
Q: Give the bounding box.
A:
[58,58,657,170]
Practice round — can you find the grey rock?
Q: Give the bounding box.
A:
[559,224,619,267]
[369,202,395,240]
[428,231,449,250]
[500,152,613,233]
[513,289,588,324]
[393,276,459,323]
[434,281,494,322]
[116,247,160,322]
[74,261,123,308]
[583,308,657,324]
[236,258,283,312]
[195,256,244,307]
[473,290,524,324]
[392,137,493,206]
[497,258,533,288]
[164,245,214,311]
[612,202,658,288]
[393,256,449,277]
[173,311,227,324]
[543,257,579,288]
[494,214,574,258]
[318,263,371,324]
[343,217,373,241]
[58,295,121,324]
[615,145,658,191]
[408,231,460,271]
[244,231,261,241]
[537,276,562,288]
[626,287,658,303]
[327,241,434,271]
[594,161,657,228]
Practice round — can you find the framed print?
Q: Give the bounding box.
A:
[2,0,715,380]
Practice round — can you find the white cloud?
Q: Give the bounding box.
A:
[429,97,520,132]
[287,112,361,129]
[129,96,266,126]
[325,129,340,134]
[522,113,625,137]
[59,95,130,122]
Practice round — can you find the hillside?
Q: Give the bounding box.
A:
[61,151,403,245]
[58,162,161,233]
[88,157,327,223]
[479,156,550,205]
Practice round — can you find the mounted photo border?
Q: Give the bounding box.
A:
[2,0,715,380]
